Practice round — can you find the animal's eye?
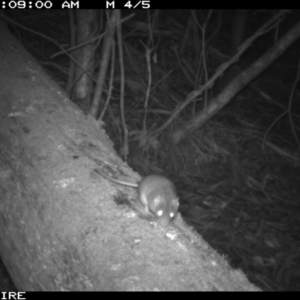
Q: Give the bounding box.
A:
[157,210,163,216]
[170,212,175,218]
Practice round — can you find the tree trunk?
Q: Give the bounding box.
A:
[0,20,259,291]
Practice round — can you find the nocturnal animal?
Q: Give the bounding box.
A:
[99,171,179,227]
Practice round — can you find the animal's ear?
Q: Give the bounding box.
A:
[153,195,163,206]
[172,198,179,208]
